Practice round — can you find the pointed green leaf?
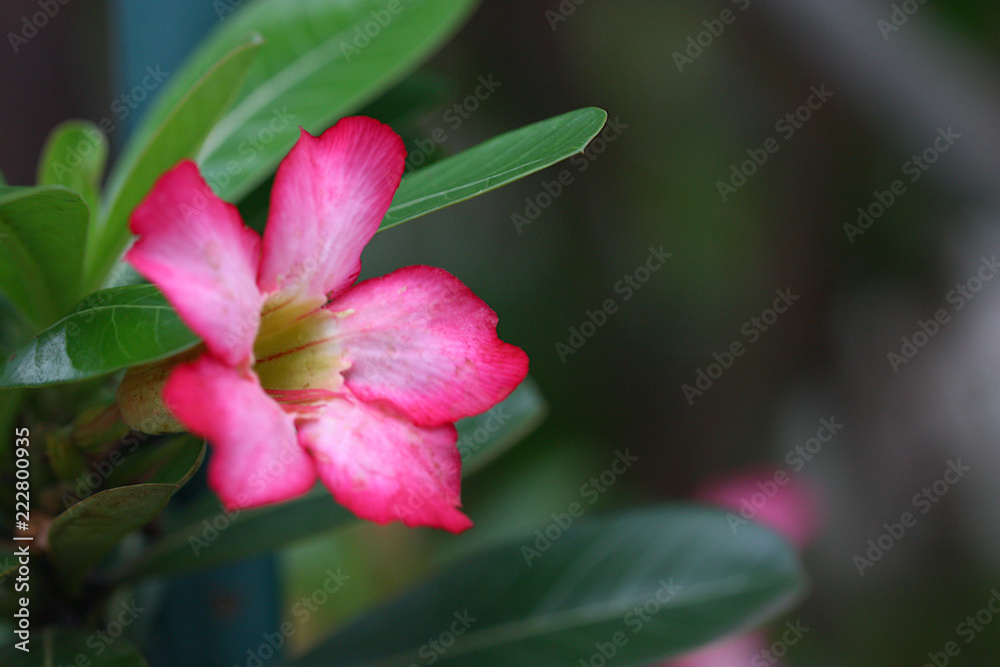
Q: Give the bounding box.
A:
[89,36,263,287]
[0,628,147,666]
[116,379,545,582]
[37,120,109,225]
[381,107,608,231]
[0,285,199,389]
[178,0,479,204]
[293,506,806,667]
[47,443,205,595]
[0,185,89,327]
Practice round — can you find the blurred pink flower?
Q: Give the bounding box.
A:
[662,469,822,666]
[117,117,527,532]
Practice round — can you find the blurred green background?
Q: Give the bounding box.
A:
[4,0,1000,664]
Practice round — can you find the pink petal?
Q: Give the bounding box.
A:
[257,117,405,307]
[127,161,264,367]
[327,266,529,427]
[164,355,316,509]
[298,396,473,533]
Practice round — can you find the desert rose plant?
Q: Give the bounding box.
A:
[0,1,805,664]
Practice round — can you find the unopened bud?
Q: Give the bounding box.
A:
[116,347,201,434]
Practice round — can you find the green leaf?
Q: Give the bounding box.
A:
[103,436,206,491]
[186,0,479,204]
[381,107,608,231]
[0,285,199,389]
[0,185,89,327]
[37,120,109,225]
[293,506,806,667]
[459,377,546,476]
[47,444,205,595]
[89,36,262,288]
[116,380,546,581]
[0,628,147,666]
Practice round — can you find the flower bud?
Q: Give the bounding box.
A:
[116,347,201,434]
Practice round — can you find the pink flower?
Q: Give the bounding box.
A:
[116,117,528,533]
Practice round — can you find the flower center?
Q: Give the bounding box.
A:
[252,297,350,407]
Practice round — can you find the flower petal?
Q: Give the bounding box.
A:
[127,161,264,366]
[257,117,405,308]
[328,266,529,426]
[298,396,472,533]
[164,355,316,509]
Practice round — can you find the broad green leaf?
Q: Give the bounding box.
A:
[294,506,806,667]
[0,628,147,666]
[47,443,205,595]
[89,36,262,288]
[186,0,478,204]
[37,120,109,223]
[116,380,546,581]
[381,107,608,230]
[0,185,89,327]
[0,285,199,389]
